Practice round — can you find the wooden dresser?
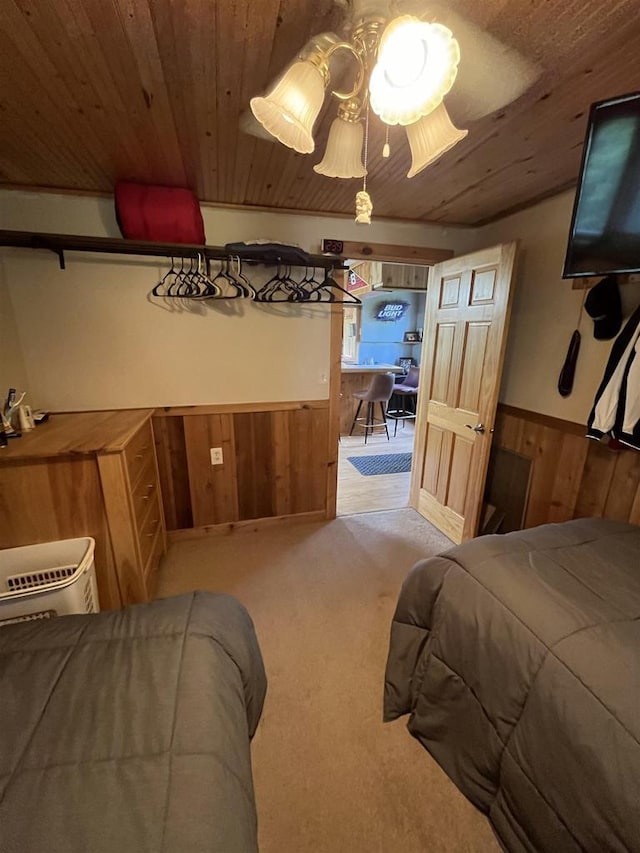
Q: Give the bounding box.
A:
[0,410,166,609]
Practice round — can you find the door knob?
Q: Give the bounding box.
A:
[465,423,486,434]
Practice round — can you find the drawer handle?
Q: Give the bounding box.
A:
[146,519,159,536]
[141,483,156,500]
[134,445,150,460]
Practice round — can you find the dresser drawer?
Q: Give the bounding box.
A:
[131,456,159,530]
[138,495,162,568]
[125,421,154,487]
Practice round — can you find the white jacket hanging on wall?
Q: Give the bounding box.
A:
[587,305,640,450]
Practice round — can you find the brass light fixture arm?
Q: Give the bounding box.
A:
[335,16,387,110]
[325,42,365,101]
[297,15,388,114]
[300,37,366,103]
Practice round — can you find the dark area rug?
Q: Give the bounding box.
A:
[347,453,413,476]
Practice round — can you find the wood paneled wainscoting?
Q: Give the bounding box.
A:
[493,404,640,528]
[153,400,335,539]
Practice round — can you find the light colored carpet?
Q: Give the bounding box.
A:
[157,509,500,853]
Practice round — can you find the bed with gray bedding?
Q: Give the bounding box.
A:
[0,591,267,853]
[384,518,640,853]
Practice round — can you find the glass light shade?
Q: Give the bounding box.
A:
[314,117,366,178]
[369,17,460,126]
[250,60,326,154]
[405,103,468,178]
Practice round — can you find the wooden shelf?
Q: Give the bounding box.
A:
[0,229,347,271]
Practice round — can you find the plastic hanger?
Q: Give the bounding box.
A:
[309,270,361,304]
[207,258,244,299]
[232,256,256,299]
[255,262,289,302]
[187,253,218,299]
[296,266,322,301]
[152,256,179,297]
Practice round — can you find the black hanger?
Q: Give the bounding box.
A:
[168,256,188,297]
[255,262,290,302]
[152,256,179,297]
[282,265,307,302]
[309,270,361,304]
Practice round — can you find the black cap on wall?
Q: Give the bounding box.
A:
[584,276,622,340]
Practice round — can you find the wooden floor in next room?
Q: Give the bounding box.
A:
[337,421,415,516]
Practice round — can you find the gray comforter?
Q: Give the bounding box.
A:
[384,519,640,853]
[0,591,267,853]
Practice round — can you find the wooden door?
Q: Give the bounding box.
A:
[410,243,517,543]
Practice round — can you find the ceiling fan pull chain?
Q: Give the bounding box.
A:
[382,125,390,158]
[363,104,369,191]
[355,104,373,224]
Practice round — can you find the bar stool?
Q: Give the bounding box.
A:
[388,366,420,437]
[349,372,394,443]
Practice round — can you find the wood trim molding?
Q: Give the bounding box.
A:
[0,184,114,200]
[572,273,632,290]
[497,403,586,436]
[325,303,344,519]
[167,509,327,541]
[327,240,454,266]
[155,400,329,417]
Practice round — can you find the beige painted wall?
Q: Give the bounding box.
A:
[0,190,476,411]
[479,191,640,424]
[0,261,29,399]
[7,188,634,423]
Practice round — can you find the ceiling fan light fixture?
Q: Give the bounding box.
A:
[241,4,543,222]
[369,17,460,126]
[406,102,468,178]
[314,114,366,178]
[250,60,326,154]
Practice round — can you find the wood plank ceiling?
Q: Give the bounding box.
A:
[1,0,639,225]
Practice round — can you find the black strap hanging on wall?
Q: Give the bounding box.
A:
[558,287,587,397]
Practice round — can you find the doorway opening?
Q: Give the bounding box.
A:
[336,259,429,516]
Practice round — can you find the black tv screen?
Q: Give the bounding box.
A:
[563,91,640,278]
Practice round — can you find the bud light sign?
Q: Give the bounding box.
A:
[376,301,408,321]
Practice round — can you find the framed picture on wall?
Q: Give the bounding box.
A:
[399,357,414,372]
[403,331,419,342]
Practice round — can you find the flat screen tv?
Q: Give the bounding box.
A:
[563,91,640,278]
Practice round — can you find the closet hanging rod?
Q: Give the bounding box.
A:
[0,230,347,272]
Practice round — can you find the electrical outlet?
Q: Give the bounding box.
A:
[319,371,328,384]
[210,447,223,465]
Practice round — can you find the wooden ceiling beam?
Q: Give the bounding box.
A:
[324,240,453,266]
